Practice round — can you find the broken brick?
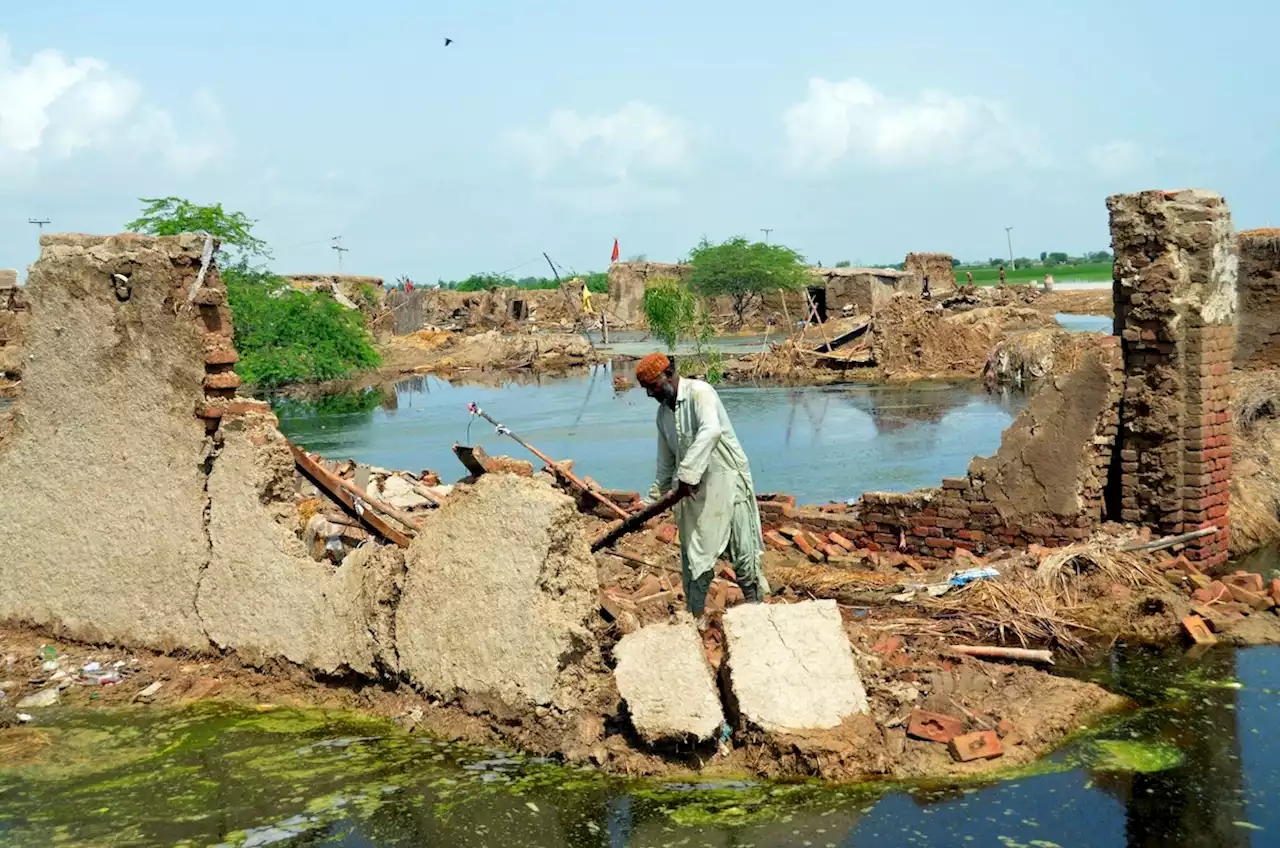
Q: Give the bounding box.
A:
[1188,572,1212,591]
[1191,581,1230,604]
[1181,614,1217,645]
[1226,583,1273,611]
[203,371,242,391]
[1224,572,1265,594]
[778,525,802,539]
[822,544,845,560]
[792,533,823,562]
[829,532,857,552]
[1272,578,1280,606]
[948,730,1003,762]
[654,523,677,545]
[763,530,793,550]
[870,636,903,659]
[906,709,965,744]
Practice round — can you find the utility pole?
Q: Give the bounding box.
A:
[330,236,349,272]
[28,218,50,232]
[1004,226,1015,271]
[760,228,773,244]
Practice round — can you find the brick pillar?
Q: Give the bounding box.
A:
[1108,189,1237,568]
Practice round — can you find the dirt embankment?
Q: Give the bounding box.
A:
[377,329,596,378]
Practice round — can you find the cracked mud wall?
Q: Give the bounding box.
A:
[1235,230,1280,370]
[395,473,614,748]
[0,235,212,649]
[198,411,404,675]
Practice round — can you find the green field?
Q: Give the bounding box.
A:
[957,262,1112,286]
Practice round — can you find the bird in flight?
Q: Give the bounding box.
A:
[444,37,453,46]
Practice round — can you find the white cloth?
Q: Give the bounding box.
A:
[648,378,759,582]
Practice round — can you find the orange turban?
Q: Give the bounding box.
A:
[634,352,671,385]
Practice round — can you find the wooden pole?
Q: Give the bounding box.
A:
[1120,526,1218,553]
[947,645,1054,665]
[291,445,415,548]
[469,405,630,521]
[592,487,688,551]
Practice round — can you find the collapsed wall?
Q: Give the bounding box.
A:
[760,342,1123,556]
[1234,229,1280,370]
[285,274,386,311]
[605,261,688,326]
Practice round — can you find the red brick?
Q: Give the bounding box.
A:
[204,371,242,391]
[793,533,823,562]
[871,636,903,660]
[829,532,857,552]
[1182,615,1217,645]
[1226,583,1273,611]
[204,345,240,366]
[1191,581,1230,604]
[925,537,955,550]
[941,477,970,490]
[948,731,1003,762]
[654,523,677,545]
[764,530,793,551]
[935,517,965,531]
[914,515,938,527]
[1224,572,1264,593]
[778,525,802,539]
[907,709,965,744]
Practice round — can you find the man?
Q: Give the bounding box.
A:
[634,352,770,621]
[921,275,931,300]
[578,280,594,314]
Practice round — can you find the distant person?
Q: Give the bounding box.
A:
[921,276,931,300]
[965,270,974,285]
[1043,273,1055,293]
[580,282,594,314]
[998,266,1007,284]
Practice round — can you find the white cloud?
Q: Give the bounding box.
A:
[0,36,221,172]
[502,101,690,183]
[1088,141,1143,177]
[782,77,1047,174]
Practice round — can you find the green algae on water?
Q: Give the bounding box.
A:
[1086,739,1185,774]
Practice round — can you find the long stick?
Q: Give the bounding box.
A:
[1120,526,1218,553]
[468,404,630,521]
[291,446,414,548]
[592,487,688,551]
[947,644,1054,665]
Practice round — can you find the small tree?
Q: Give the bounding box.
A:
[127,196,271,263]
[642,276,699,351]
[687,237,808,328]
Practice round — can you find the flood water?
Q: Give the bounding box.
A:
[274,369,1025,505]
[1055,313,1113,334]
[3,640,1276,846]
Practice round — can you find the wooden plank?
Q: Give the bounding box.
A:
[291,445,413,548]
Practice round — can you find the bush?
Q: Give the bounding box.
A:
[643,276,700,351]
[224,264,380,390]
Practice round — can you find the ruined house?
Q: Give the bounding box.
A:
[0,269,25,390]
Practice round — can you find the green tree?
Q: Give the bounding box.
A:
[687,236,809,327]
[1046,251,1069,265]
[834,260,852,268]
[127,196,271,262]
[126,198,379,390]
[641,276,721,382]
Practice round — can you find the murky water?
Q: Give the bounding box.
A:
[584,331,773,359]
[3,640,1276,846]
[274,370,1025,505]
[1055,313,1113,334]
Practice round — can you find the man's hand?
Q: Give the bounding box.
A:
[675,480,700,501]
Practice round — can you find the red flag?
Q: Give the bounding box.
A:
[611,238,620,263]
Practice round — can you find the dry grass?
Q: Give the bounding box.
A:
[924,542,1168,653]
[767,563,899,597]
[1230,370,1280,554]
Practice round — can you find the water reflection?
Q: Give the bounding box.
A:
[273,366,1024,504]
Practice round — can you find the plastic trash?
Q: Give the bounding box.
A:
[82,661,101,673]
[947,567,1000,586]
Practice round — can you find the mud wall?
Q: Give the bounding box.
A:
[606,261,688,326]
[1234,229,1280,370]
[0,270,25,383]
[903,252,957,293]
[1109,189,1235,568]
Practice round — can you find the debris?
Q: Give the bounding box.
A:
[947,645,1054,665]
[1224,571,1265,593]
[947,567,1000,586]
[1226,583,1273,611]
[654,523,677,545]
[906,709,965,743]
[948,730,1003,762]
[828,532,857,552]
[722,600,869,732]
[1181,615,1217,645]
[17,688,58,709]
[763,530,793,550]
[135,681,164,703]
[613,620,725,744]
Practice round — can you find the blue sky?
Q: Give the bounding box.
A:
[2,1,1277,282]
